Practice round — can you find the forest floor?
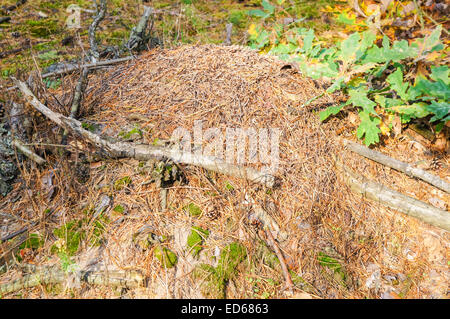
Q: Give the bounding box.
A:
[0,0,448,299]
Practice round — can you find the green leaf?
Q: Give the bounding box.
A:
[363,46,386,63]
[255,29,270,48]
[154,247,177,268]
[261,0,275,14]
[302,29,315,55]
[411,77,450,101]
[348,88,377,115]
[356,111,381,146]
[319,104,345,121]
[248,9,269,18]
[340,33,360,63]
[336,12,356,25]
[326,77,345,93]
[386,69,410,101]
[430,65,450,85]
[355,31,376,60]
[423,25,442,52]
[270,43,297,55]
[385,40,418,62]
[425,101,450,122]
[185,203,202,216]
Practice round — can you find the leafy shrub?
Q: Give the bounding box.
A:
[247,1,449,146]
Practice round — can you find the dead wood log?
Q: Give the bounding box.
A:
[41,56,133,79]
[343,139,450,194]
[12,78,276,188]
[0,266,145,295]
[335,157,450,232]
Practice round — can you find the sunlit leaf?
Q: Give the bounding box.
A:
[386,68,410,101]
[356,111,381,146]
[348,88,377,114]
[430,65,450,85]
[340,33,360,62]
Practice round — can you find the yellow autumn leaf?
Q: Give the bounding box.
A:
[248,24,258,37]
[380,120,391,136]
[425,51,441,62]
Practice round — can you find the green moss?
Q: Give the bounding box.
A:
[154,246,177,268]
[26,19,59,38]
[229,10,247,27]
[118,127,143,140]
[19,233,44,250]
[90,219,107,246]
[256,240,280,270]
[216,242,247,280]
[317,252,347,286]
[192,242,247,298]
[113,204,125,214]
[39,1,63,10]
[224,182,234,191]
[114,176,132,190]
[192,264,225,298]
[52,220,84,256]
[186,226,209,257]
[185,202,202,217]
[16,233,45,261]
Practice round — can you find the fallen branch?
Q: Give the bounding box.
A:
[69,67,89,119]
[343,139,450,194]
[61,66,90,146]
[5,57,134,92]
[0,266,145,295]
[12,138,46,165]
[42,57,133,79]
[335,156,450,232]
[12,78,276,188]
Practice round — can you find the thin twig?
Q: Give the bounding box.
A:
[263,229,294,293]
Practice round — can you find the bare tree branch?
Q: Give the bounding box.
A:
[12,77,277,188]
[88,0,107,62]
